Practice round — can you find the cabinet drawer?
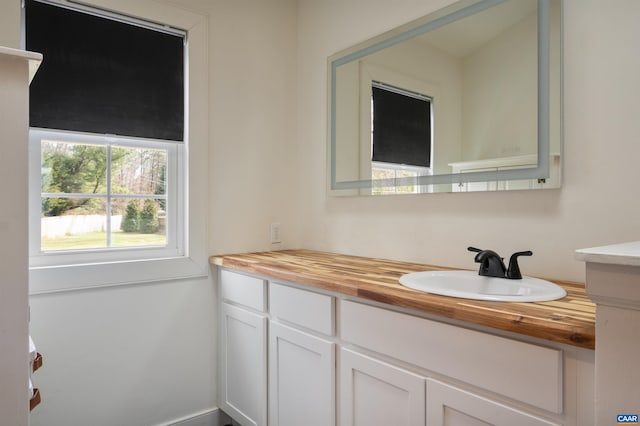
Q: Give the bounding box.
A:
[340,300,563,413]
[270,282,334,335]
[220,269,266,312]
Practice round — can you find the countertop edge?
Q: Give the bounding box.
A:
[576,241,640,267]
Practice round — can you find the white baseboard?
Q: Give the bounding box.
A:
[161,407,232,426]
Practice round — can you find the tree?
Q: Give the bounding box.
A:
[41,142,128,216]
[155,164,166,210]
[121,200,140,233]
[139,199,159,234]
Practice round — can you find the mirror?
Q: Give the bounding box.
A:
[328,0,561,195]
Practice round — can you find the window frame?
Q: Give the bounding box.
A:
[25,0,210,294]
[29,128,183,266]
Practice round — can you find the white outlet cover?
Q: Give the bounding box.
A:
[270,222,282,244]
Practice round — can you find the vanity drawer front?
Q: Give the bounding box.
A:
[220,269,267,312]
[340,300,563,413]
[270,282,334,335]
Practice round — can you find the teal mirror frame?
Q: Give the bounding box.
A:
[329,0,558,192]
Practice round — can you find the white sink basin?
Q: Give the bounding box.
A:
[399,270,566,302]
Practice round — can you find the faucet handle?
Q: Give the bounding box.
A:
[468,247,507,277]
[506,251,533,279]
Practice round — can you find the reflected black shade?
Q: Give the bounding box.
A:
[25,0,184,141]
[372,86,431,168]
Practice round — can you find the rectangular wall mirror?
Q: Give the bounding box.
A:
[328,0,562,195]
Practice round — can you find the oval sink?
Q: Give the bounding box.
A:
[399,270,566,302]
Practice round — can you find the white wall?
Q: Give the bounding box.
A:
[0,0,296,425]
[461,2,562,161]
[297,0,640,282]
[28,278,217,426]
[206,0,301,255]
[461,9,538,160]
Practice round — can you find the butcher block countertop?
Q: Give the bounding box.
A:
[210,249,595,349]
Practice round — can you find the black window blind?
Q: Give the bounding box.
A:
[372,85,431,168]
[25,0,184,141]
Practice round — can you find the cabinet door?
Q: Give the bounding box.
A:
[269,322,335,426]
[340,348,425,426]
[426,379,561,426]
[219,303,267,426]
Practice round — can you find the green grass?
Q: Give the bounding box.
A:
[42,231,166,251]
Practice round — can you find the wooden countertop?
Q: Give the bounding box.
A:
[210,249,595,349]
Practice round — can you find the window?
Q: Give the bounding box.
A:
[23,0,208,293]
[371,164,426,195]
[31,129,180,257]
[371,82,433,194]
[25,0,186,266]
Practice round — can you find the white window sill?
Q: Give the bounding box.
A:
[29,255,208,294]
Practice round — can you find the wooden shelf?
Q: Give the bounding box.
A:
[32,352,43,373]
[30,352,43,411]
[30,388,41,411]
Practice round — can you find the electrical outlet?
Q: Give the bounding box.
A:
[270,222,282,244]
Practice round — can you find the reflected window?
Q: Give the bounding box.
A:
[371,82,433,193]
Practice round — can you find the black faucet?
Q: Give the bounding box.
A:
[467,247,532,279]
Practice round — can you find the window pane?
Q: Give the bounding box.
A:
[41,140,107,196]
[111,146,168,196]
[111,198,167,248]
[41,197,107,251]
[371,166,420,195]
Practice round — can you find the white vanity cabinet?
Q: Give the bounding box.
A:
[339,300,564,426]
[339,348,560,426]
[218,271,335,426]
[268,283,335,426]
[218,270,268,426]
[217,268,593,426]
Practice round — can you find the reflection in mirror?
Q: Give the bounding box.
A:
[329,0,561,195]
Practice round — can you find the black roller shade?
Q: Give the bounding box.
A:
[25,0,184,141]
[372,86,431,168]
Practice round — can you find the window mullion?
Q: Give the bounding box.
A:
[106,145,112,247]
[41,193,109,198]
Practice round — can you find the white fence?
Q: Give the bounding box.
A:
[41,215,122,239]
